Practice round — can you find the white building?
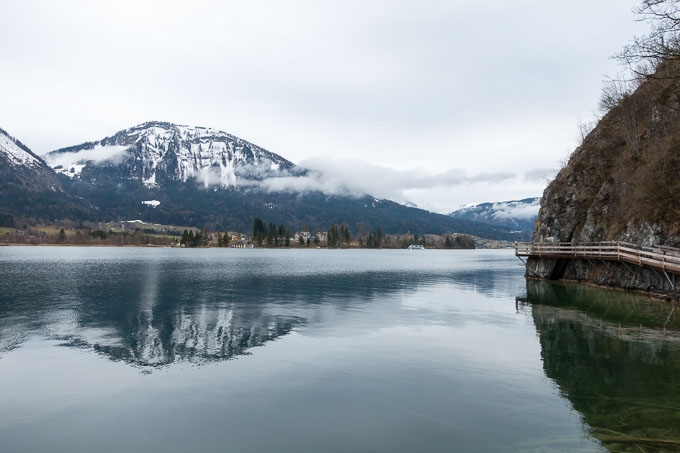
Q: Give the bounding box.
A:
[294,231,311,242]
[231,240,254,248]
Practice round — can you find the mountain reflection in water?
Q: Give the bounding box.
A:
[519,280,680,452]
[0,248,522,369]
[5,247,680,452]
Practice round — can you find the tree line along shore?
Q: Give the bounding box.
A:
[0,217,477,249]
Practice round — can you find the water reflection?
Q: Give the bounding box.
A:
[8,248,673,452]
[0,248,522,369]
[519,280,680,452]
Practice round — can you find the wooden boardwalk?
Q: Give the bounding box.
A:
[515,241,680,275]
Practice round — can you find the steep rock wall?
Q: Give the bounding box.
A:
[527,62,680,293]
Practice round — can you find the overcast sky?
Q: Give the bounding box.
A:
[0,0,644,212]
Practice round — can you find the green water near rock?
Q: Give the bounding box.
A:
[520,281,680,452]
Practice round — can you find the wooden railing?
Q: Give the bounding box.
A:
[515,241,680,275]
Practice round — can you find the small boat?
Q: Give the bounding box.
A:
[407,244,425,250]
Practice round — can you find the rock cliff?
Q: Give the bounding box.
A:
[527,61,680,293]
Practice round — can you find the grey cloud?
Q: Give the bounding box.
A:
[227,156,523,207]
[490,200,541,220]
[0,0,643,210]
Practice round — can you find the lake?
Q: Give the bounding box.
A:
[0,247,679,452]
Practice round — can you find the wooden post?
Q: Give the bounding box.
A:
[663,250,666,271]
[638,246,642,265]
[617,242,620,262]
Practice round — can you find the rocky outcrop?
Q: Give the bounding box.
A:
[527,62,680,293]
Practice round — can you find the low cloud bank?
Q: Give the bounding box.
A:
[234,156,546,207]
[490,200,540,220]
[46,145,130,168]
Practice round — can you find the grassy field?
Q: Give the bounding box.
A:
[101,221,198,235]
[475,239,515,249]
[32,226,63,235]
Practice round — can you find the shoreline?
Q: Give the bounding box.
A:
[0,243,490,251]
[0,243,174,248]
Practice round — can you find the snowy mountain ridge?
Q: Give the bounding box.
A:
[1,123,526,241]
[0,128,42,168]
[45,121,300,187]
[0,127,68,202]
[449,197,540,234]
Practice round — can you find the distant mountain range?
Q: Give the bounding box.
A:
[449,197,540,237]
[1,122,527,240]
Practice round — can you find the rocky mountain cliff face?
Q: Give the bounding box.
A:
[527,61,680,292]
[45,121,301,188]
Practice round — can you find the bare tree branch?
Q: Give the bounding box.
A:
[617,0,680,77]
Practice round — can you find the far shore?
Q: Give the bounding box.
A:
[0,243,500,250]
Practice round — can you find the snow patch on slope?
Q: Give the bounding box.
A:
[143,173,157,187]
[62,164,87,178]
[0,131,41,167]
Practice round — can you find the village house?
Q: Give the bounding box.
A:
[294,231,311,242]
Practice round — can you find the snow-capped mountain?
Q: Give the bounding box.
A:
[1,123,525,240]
[449,197,540,235]
[45,121,301,188]
[0,127,63,194]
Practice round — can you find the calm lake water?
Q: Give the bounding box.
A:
[1,247,679,453]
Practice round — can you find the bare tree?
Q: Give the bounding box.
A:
[599,79,641,158]
[618,0,680,76]
[599,78,632,111]
[576,115,597,146]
